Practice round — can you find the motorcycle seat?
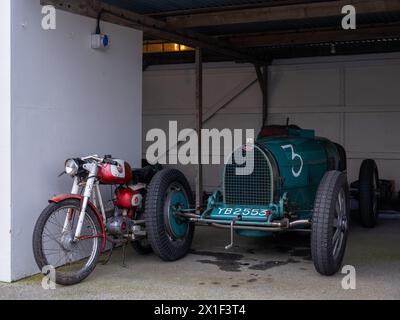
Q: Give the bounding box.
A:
[132,166,159,184]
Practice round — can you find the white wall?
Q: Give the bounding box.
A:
[143,53,400,193]
[7,0,142,281]
[0,0,12,283]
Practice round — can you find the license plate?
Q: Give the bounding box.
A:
[215,207,269,217]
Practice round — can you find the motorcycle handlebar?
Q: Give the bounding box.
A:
[103,158,118,166]
[81,155,103,162]
[79,155,118,166]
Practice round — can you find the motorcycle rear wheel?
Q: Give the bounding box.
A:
[32,199,102,286]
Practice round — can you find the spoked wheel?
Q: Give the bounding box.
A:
[359,159,380,228]
[332,189,348,260]
[145,169,194,261]
[312,171,350,276]
[33,199,102,286]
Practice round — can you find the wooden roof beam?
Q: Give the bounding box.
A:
[165,0,400,29]
[224,24,400,47]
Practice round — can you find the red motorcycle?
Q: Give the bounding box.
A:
[33,155,158,285]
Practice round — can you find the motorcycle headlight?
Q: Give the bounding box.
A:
[65,159,79,176]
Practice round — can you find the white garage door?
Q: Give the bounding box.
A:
[143,52,400,192]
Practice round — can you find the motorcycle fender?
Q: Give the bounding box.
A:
[49,194,107,251]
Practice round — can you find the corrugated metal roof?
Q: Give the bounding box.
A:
[101,0,294,15]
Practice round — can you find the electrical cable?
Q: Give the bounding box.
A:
[95,9,105,34]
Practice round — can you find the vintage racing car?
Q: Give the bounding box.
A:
[144,125,380,276]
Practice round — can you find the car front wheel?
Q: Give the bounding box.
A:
[311,171,350,276]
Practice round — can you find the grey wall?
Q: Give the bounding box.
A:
[0,0,12,282]
[8,0,143,281]
[143,53,400,193]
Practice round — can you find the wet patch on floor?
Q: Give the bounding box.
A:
[191,249,301,273]
[190,250,244,261]
[275,246,312,261]
[292,248,312,261]
[248,258,300,271]
[196,259,244,272]
[191,250,245,272]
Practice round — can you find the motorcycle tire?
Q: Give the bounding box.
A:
[33,199,102,286]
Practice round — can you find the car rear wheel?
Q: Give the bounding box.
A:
[359,159,380,228]
[311,171,350,276]
[145,169,195,261]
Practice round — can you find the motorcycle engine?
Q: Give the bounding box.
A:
[106,216,134,236]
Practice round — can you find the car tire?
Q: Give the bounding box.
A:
[145,169,195,261]
[311,171,350,276]
[359,159,380,228]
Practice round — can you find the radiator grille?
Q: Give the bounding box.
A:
[223,145,273,206]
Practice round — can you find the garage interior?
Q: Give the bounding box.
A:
[1,0,400,299]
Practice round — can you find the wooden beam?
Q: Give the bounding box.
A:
[149,0,325,18]
[165,0,400,29]
[40,0,264,64]
[225,24,400,47]
[262,65,269,127]
[195,48,203,212]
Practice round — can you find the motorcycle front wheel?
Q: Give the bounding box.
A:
[33,199,102,286]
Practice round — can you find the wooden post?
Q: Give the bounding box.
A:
[262,65,269,126]
[195,48,203,212]
[255,64,269,128]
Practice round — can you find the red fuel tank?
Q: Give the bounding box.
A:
[98,160,133,185]
[114,186,143,209]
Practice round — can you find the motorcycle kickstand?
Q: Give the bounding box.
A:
[101,243,116,265]
[122,241,129,268]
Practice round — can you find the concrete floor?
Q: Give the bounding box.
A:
[1,213,399,300]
